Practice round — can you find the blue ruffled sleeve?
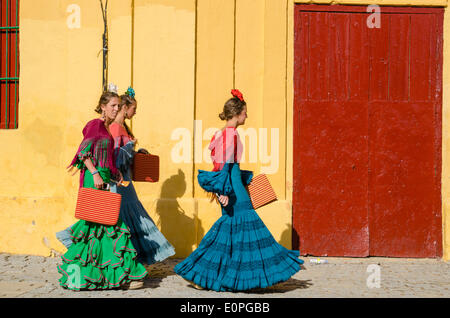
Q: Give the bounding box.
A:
[115,140,136,172]
[197,163,233,196]
[197,163,254,196]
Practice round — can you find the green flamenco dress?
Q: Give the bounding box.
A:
[57,119,148,290]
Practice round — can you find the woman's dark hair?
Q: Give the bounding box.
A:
[219,97,246,121]
[94,91,119,114]
[119,93,136,139]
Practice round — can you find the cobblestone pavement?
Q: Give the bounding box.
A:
[0,253,448,298]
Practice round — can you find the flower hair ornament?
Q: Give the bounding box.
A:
[231,89,244,102]
[107,83,118,94]
[125,86,136,99]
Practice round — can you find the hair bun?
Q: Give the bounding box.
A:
[219,112,226,120]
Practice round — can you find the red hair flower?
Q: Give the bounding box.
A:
[231,89,244,102]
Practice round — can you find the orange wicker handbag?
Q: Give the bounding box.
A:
[132,153,160,182]
[246,174,278,209]
[74,187,122,226]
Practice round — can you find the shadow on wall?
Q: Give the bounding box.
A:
[292,227,300,252]
[154,169,296,258]
[155,169,204,257]
[279,223,293,251]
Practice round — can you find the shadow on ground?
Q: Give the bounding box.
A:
[142,258,180,289]
[142,258,312,293]
[245,278,313,294]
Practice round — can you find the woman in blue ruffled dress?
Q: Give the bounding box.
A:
[109,87,175,265]
[174,89,305,292]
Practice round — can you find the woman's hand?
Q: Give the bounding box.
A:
[93,173,104,189]
[117,171,123,184]
[84,158,105,189]
[218,195,229,207]
[137,148,149,154]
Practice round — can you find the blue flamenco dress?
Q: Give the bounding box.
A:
[111,123,175,265]
[174,127,304,292]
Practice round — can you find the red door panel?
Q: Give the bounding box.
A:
[348,14,370,101]
[328,13,350,101]
[388,14,410,101]
[295,101,369,256]
[368,12,389,101]
[369,102,438,257]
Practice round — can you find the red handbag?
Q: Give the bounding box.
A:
[74,187,122,226]
[132,153,160,182]
[247,174,278,209]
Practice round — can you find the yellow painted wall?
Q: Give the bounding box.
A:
[0,0,448,260]
[132,0,197,257]
[0,0,107,256]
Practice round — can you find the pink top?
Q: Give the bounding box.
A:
[109,122,132,149]
[208,127,243,171]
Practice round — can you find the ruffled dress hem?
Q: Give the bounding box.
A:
[57,219,148,291]
[175,164,304,292]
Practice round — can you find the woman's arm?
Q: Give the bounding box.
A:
[83,157,104,189]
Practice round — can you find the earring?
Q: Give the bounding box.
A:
[101,110,106,120]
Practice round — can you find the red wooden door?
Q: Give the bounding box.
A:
[292,5,443,257]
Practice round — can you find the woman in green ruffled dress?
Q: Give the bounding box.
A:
[57,92,148,291]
